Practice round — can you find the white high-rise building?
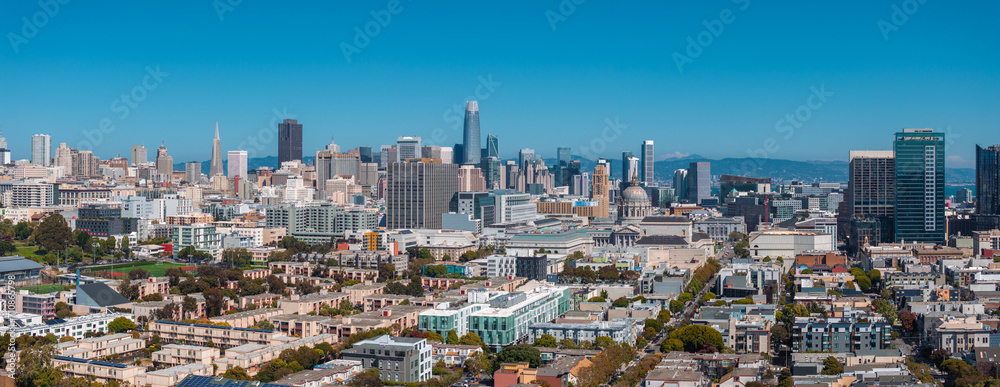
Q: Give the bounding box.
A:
[31,134,52,166]
[641,140,654,184]
[130,145,147,166]
[227,150,248,179]
[397,136,422,161]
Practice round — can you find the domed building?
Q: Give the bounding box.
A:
[619,175,652,225]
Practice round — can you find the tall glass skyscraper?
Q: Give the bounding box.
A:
[278,119,303,163]
[31,134,52,166]
[641,140,654,184]
[893,129,945,244]
[486,134,499,159]
[686,162,711,204]
[977,144,1000,215]
[462,101,481,165]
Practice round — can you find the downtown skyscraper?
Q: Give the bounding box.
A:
[848,150,895,246]
[386,159,459,229]
[209,121,224,177]
[686,162,711,204]
[31,134,51,166]
[977,144,1000,216]
[641,140,654,184]
[893,129,945,244]
[462,101,481,165]
[278,119,303,163]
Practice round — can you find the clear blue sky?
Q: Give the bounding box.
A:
[1,1,998,167]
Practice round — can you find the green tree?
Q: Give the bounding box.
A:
[558,338,577,349]
[223,366,252,381]
[446,330,459,344]
[644,319,663,333]
[108,317,137,333]
[0,240,16,255]
[821,356,843,375]
[703,292,716,301]
[866,269,882,284]
[349,369,383,387]
[458,332,485,348]
[496,344,542,368]
[855,275,872,292]
[32,214,71,252]
[426,331,444,342]
[534,334,557,347]
[587,296,606,303]
[594,336,614,349]
[15,343,63,387]
[873,298,897,325]
[612,296,630,307]
[128,268,150,280]
[669,325,724,353]
[657,310,671,325]
[669,300,684,313]
[733,298,755,305]
[677,293,693,303]
[660,338,684,352]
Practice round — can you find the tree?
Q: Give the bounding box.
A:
[703,292,716,301]
[222,366,252,381]
[117,278,140,301]
[866,269,882,284]
[770,325,789,348]
[677,293,693,303]
[587,296,606,303]
[899,312,918,336]
[32,214,71,252]
[669,325,724,353]
[108,317,137,333]
[349,369,383,387]
[128,268,150,280]
[458,332,485,348]
[0,240,15,255]
[426,331,444,342]
[612,296,630,307]
[873,298,897,325]
[930,349,950,366]
[464,351,493,377]
[821,356,843,375]
[657,310,671,325]
[496,344,541,368]
[855,275,872,293]
[446,330,459,344]
[669,300,684,313]
[55,302,74,319]
[182,296,198,319]
[733,298,755,305]
[644,319,663,333]
[15,344,62,387]
[594,336,614,349]
[534,334,557,347]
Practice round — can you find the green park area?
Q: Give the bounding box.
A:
[17,284,69,294]
[79,261,200,278]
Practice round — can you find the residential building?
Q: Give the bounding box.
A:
[1,313,134,340]
[894,129,945,244]
[341,335,433,383]
[687,162,711,204]
[468,286,573,350]
[848,150,895,245]
[386,159,459,229]
[791,317,892,353]
[152,344,221,366]
[148,320,282,349]
[528,319,641,346]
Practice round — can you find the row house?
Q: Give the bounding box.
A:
[57,333,144,360]
[148,320,284,349]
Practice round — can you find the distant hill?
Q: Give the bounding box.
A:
[177,154,974,185]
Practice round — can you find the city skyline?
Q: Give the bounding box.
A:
[1,2,997,165]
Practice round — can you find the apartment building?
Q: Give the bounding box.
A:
[15,290,57,318]
[148,320,283,349]
[210,308,284,329]
[270,314,335,337]
[239,293,282,310]
[363,294,412,312]
[328,305,427,340]
[54,356,146,385]
[280,292,351,315]
[1,313,133,340]
[341,335,433,383]
[57,333,144,359]
[469,286,573,350]
[418,300,488,338]
[933,316,991,355]
[215,334,338,376]
[792,317,892,353]
[136,277,171,299]
[270,261,313,276]
[342,283,387,305]
[429,342,483,367]
[153,344,221,366]
[528,319,642,346]
[138,363,215,387]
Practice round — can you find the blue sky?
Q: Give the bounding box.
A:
[1,1,998,167]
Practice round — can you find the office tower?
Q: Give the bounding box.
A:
[686,162,711,204]
[440,147,454,164]
[458,165,487,192]
[386,160,459,229]
[462,101,481,165]
[130,145,147,166]
[557,147,571,166]
[316,139,361,197]
[185,162,202,183]
[358,146,373,163]
[54,143,74,172]
[486,134,499,159]
[641,140,654,184]
[422,145,443,162]
[848,150,895,243]
[278,119,303,163]
[673,169,688,201]
[209,121,225,177]
[397,136,422,161]
[894,128,945,244]
[977,145,1000,215]
[228,150,248,179]
[591,162,610,218]
[481,156,502,189]
[155,143,173,176]
[955,188,973,204]
[453,144,464,166]
[72,150,99,177]
[0,128,8,165]
[622,152,639,187]
[519,148,535,169]
[31,134,52,166]
[555,147,571,187]
[379,145,393,168]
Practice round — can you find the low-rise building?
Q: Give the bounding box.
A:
[53,356,146,386]
[56,333,145,360]
[152,344,221,366]
[280,292,351,315]
[209,308,284,329]
[528,319,641,346]
[148,320,282,349]
[429,342,483,367]
[341,335,432,383]
[0,312,133,340]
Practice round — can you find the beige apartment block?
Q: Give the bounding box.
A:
[269,314,335,337]
[363,294,412,312]
[210,308,284,328]
[54,357,146,386]
[280,291,350,315]
[152,344,221,366]
[214,334,337,376]
[138,363,215,387]
[342,283,386,305]
[148,320,284,349]
[57,333,145,359]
